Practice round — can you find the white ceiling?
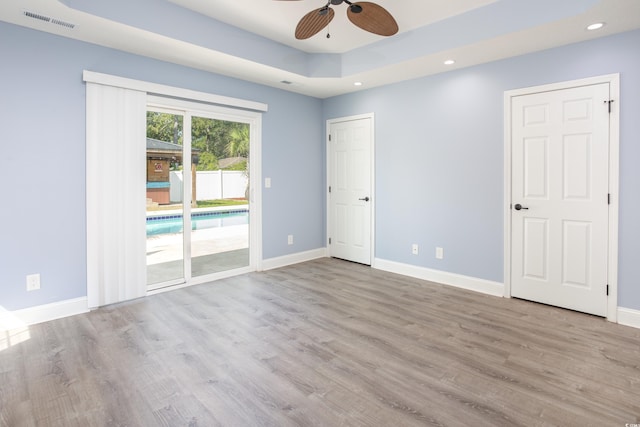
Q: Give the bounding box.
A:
[167,0,497,54]
[1,0,640,98]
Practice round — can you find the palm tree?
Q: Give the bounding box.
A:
[225,124,249,158]
[226,123,250,199]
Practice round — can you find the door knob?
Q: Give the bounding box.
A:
[514,203,529,211]
[359,197,370,202]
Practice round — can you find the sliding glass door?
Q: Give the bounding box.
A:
[145,110,185,286]
[145,100,255,290]
[190,115,249,278]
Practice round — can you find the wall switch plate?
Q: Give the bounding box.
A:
[26,273,40,291]
[288,234,294,245]
[412,244,419,255]
[265,177,271,188]
[436,247,444,259]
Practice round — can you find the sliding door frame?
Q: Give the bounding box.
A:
[146,96,263,292]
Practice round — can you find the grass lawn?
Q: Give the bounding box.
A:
[196,199,248,208]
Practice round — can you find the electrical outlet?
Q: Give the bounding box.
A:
[288,234,294,245]
[435,247,444,260]
[412,244,419,255]
[26,273,40,291]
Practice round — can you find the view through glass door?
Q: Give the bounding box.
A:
[145,107,250,289]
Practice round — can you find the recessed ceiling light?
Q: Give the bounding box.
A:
[587,22,605,31]
[444,60,455,65]
[354,82,363,86]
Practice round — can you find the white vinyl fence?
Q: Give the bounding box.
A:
[170,171,248,203]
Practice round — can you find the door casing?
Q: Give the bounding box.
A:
[503,74,620,322]
[326,113,375,265]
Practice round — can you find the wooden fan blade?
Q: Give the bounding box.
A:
[295,7,335,39]
[347,2,398,36]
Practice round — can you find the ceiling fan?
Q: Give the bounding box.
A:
[276,0,398,40]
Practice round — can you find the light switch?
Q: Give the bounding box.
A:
[265,177,271,188]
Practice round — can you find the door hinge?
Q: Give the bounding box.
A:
[608,193,610,205]
[329,134,332,141]
[606,284,609,296]
[604,99,614,113]
[329,186,332,193]
[329,238,332,244]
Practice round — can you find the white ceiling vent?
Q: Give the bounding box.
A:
[23,10,76,29]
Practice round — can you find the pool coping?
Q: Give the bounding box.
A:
[146,204,249,221]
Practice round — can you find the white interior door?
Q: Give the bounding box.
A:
[328,116,372,265]
[511,83,610,316]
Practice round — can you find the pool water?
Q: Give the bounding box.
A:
[146,210,248,236]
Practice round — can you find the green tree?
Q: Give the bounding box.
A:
[192,117,228,158]
[146,112,182,145]
[146,113,249,179]
[222,160,247,171]
[225,122,250,199]
[196,152,218,171]
[225,124,249,158]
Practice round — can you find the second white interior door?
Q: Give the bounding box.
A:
[328,116,373,265]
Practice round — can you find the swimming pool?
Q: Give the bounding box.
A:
[146,209,248,236]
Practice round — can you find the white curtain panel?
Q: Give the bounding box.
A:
[86,82,147,308]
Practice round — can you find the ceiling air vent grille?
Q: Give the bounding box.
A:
[51,18,75,29]
[23,10,76,29]
[23,11,50,22]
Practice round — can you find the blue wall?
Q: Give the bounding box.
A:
[0,22,324,311]
[323,29,640,311]
[2,20,639,314]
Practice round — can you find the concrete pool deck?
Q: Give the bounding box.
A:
[146,248,249,285]
[146,224,248,265]
[146,223,249,285]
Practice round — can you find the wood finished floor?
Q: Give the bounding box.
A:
[1,258,639,426]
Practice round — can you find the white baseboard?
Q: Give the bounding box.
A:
[617,307,640,329]
[261,248,328,271]
[0,297,89,331]
[373,258,504,297]
[3,267,636,334]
